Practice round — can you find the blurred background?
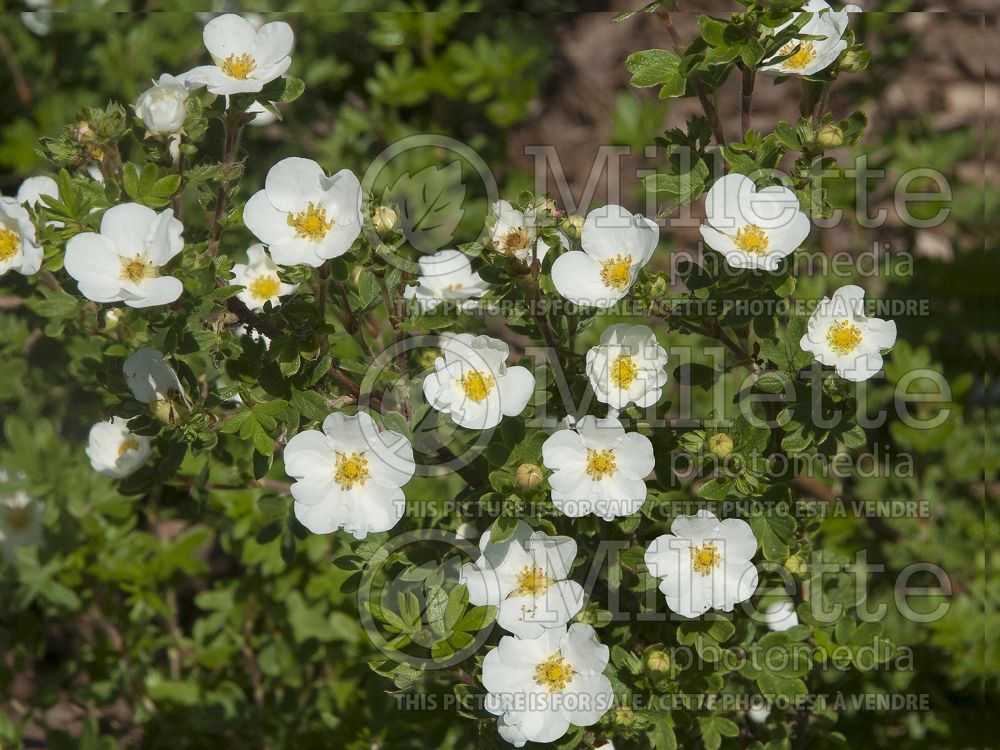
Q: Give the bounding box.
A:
[0,2,994,749]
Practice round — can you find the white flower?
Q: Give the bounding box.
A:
[123,348,190,423]
[0,473,42,562]
[230,243,298,310]
[541,415,654,521]
[761,1,861,77]
[460,520,584,638]
[135,74,190,136]
[86,417,151,479]
[489,199,561,264]
[644,509,759,619]
[551,204,658,308]
[699,173,811,271]
[748,704,771,724]
[764,599,799,632]
[799,284,896,381]
[585,324,668,410]
[183,14,293,96]
[64,203,184,308]
[402,249,490,312]
[21,0,52,36]
[422,334,535,430]
[243,157,362,268]
[483,623,614,747]
[16,175,58,210]
[283,411,415,539]
[0,198,43,278]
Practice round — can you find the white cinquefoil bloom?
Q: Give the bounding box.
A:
[86,417,151,479]
[283,411,415,539]
[123,348,190,423]
[135,74,190,136]
[64,203,184,308]
[422,334,535,430]
[183,14,293,96]
[489,199,565,264]
[541,415,654,521]
[0,473,42,563]
[402,249,490,311]
[761,0,861,77]
[0,197,43,278]
[483,623,614,747]
[764,599,799,632]
[243,157,362,268]
[699,173,810,271]
[644,509,759,619]
[16,175,58,210]
[799,284,896,381]
[585,324,668,410]
[231,243,298,310]
[460,520,584,638]
[551,204,657,308]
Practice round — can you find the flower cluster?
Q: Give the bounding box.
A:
[1,5,899,747]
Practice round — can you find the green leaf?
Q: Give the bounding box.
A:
[489,516,519,545]
[625,49,685,97]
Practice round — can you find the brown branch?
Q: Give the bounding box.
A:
[0,30,31,106]
[659,12,726,146]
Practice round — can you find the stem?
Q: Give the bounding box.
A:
[812,83,832,127]
[659,12,726,146]
[171,137,185,220]
[207,110,244,259]
[741,65,756,137]
[317,265,329,354]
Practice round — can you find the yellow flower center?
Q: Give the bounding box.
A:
[534,653,574,692]
[120,255,157,284]
[87,143,105,161]
[4,504,32,532]
[334,451,369,490]
[0,227,20,262]
[585,448,616,480]
[514,565,550,596]
[691,543,721,576]
[222,52,257,80]
[609,354,638,389]
[249,276,281,301]
[118,436,141,456]
[600,254,632,291]
[444,282,464,292]
[287,202,333,241]
[458,370,495,402]
[499,227,530,254]
[825,319,864,356]
[779,41,817,70]
[734,224,769,255]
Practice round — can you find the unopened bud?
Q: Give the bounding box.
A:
[708,433,734,459]
[515,463,543,489]
[561,214,584,241]
[152,395,189,425]
[373,205,398,235]
[73,121,95,143]
[644,648,671,673]
[613,706,636,727]
[785,554,807,575]
[817,124,843,147]
[840,49,862,71]
[104,308,122,331]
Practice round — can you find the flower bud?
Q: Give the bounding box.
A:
[104,308,122,331]
[561,214,584,241]
[152,394,189,425]
[135,74,190,136]
[613,706,636,728]
[784,554,807,575]
[817,123,844,148]
[373,205,398,235]
[73,121,95,143]
[644,648,671,674]
[515,463,543,489]
[707,433,734,459]
[839,49,863,71]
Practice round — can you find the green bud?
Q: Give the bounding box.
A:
[561,214,584,241]
[817,123,844,147]
[708,433,734,459]
[644,648,671,673]
[515,463,544,489]
[372,205,398,235]
[785,554,807,575]
[613,706,636,728]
